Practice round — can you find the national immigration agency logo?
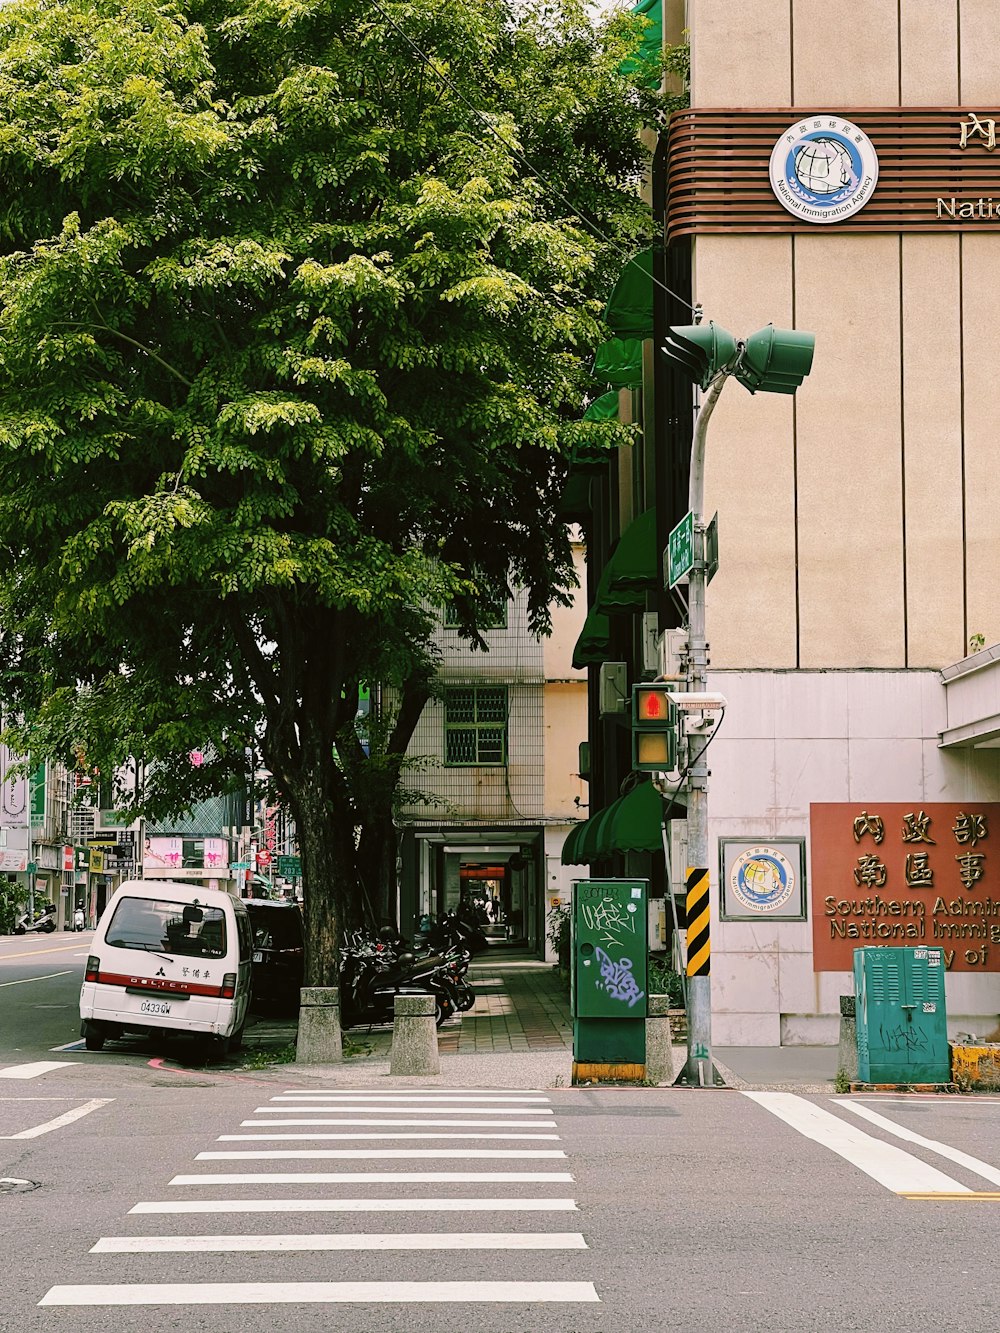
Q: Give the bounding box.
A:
[729,846,797,914]
[768,116,879,224]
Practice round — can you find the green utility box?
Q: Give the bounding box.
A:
[572,879,648,1066]
[854,946,949,1084]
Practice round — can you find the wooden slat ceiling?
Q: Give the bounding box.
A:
[666,107,1000,239]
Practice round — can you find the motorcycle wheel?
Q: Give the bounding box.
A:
[456,989,476,1012]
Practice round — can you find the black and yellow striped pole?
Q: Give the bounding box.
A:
[685,868,710,978]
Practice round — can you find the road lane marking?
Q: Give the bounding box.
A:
[170,1171,574,1185]
[196,1148,567,1161]
[92,1232,588,1253]
[0,944,85,961]
[39,1280,600,1306]
[130,1197,580,1215]
[240,1117,557,1128]
[901,1191,1000,1201]
[742,1092,971,1195]
[281,1088,550,1096]
[51,1042,87,1052]
[219,1133,561,1141]
[273,1093,551,1103]
[838,1100,1000,1187]
[0,1061,79,1080]
[251,1105,554,1116]
[0,971,72,989]
[0,1098,113,1140]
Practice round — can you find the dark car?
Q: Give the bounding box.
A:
[245,898,304,1012]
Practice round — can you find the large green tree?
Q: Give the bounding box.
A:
[0,0,650,986]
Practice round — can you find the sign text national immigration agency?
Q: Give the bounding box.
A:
[810,802,1000,972]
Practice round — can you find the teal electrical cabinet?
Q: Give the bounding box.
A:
[572,879,647,1065]
[853,946,949,1084]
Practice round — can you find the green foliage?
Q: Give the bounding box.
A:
[647,954,684,1007]
[0,0,652,968]
[0,879,28,935]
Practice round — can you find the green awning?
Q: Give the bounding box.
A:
[620,0,662,87]
[583,391,620,423]
[606,508,657,590]
[604,250,653,341]
[557,470,592,521]
[571,606,611,669]
[561,780,686,865]
[594,562,645,614]
[593,337,643,390]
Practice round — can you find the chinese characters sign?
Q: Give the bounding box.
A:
[811,803,1000,972]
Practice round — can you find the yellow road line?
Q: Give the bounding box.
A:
[900,1191,1000,1201]
[0,943,88,961]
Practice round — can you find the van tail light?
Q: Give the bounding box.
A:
[221,972,237,999]
[85,956,100,982]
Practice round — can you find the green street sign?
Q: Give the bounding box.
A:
[706,511,720,584]
[667,511,695,588]
[277,855,302,879]
[27,861,37,876]
[230,861,251,871]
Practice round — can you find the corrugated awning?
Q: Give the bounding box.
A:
[592,509,657,614]
[571,606,611,669]
[593,337,642,389]
[603,250,653,341]
[561,780,686,865]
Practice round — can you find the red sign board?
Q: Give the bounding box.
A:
[62,845,74,873]
[811,803,1000,972]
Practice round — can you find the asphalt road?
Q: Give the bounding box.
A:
[2,937,1000,1331]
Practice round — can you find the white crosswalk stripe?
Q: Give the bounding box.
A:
[0,1060,78,1079]
[39,1088,599,1310]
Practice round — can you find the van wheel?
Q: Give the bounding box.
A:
[84,1028,105,1051]
[228,1020,245,1054]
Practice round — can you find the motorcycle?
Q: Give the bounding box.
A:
[339,927,463,1029]
[14,904,57,935]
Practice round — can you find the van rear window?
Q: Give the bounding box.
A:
[105,897,227,959]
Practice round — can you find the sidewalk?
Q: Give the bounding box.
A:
[256,948,841,1092]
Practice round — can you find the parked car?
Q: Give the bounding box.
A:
[245,898,304,1012]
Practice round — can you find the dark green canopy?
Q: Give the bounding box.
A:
[583,391,620,423]
[592,509,657,614]
[571,605,611,669]
[561,779,686,865]
[593,337,643,390]
[619,0,662,87]
[604,250,653,341]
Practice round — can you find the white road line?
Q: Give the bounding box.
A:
[839,1101,1000,1187]
[170,1171,574,1185]
[0,1061,78,1080]
[252,1105,554,1116]
[196,1148,566,1161]
[743,1092,972,1195]
[92,1232,588,1253]
[130,1197,580,1215]
[281,1088,548,1095]
[51,1041,87,1053]
[219,1133,561,1142]
[39,1280,600,1306]
[272,1094,551,1103]
[0,971,72,989]
[0,1098,114,1140]
[241,1117,557,1128]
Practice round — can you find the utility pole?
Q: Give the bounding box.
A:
[661,319,816,1086]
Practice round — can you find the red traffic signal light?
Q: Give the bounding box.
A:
[632,685,678,772]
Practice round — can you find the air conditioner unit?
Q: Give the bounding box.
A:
[598,662,628,717]
[658,628,688,680]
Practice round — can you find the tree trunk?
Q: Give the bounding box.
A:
[357,801,399,930]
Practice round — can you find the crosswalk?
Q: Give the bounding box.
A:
[0,1060,78,1080]
[39,1086,600,1310]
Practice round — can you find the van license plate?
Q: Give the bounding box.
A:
[140,1000,171,1016]
[253,951,263,963]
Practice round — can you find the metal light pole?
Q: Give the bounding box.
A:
[683,371,728,1086]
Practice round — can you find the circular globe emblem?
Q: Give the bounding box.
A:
[769,116,878,224]
[730,846,796,914]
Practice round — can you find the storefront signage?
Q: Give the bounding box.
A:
[768,117,878,224]
[666,108,1000,239]
[811,803,1000,972]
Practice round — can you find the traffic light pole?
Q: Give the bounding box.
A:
[683,370,729,1086]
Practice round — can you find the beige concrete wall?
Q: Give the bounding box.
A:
[543,680,588,817]
[687,0,999,670]
[543,538,587,682]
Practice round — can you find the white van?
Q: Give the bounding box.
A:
[79,880,252,1056]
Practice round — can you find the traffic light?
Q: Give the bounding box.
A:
[661,321,738,390]
[733,324,816,395]
[632,684,678,772]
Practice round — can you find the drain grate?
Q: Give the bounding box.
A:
[0,1178,39,1194]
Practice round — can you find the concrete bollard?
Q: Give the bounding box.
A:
[390,994,440,1076]
[837,994,857,1084]
[295,986,343,1064]
[645,994,676,1085]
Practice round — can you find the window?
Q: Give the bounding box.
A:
[105,897,227,959]
[445,687,508,765]
[443,602,508,629]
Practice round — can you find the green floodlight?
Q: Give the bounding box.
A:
[661,321,739,391]
[735,324,816,395]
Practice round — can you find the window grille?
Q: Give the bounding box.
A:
[444,686,508,765]
[443,602,508,629]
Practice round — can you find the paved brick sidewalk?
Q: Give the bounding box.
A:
[437,955,572,1055]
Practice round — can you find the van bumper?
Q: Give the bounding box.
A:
[80,982,239,1038]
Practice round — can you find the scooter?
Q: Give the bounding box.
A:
[339,931,459,1029]
[14,904,57,935]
